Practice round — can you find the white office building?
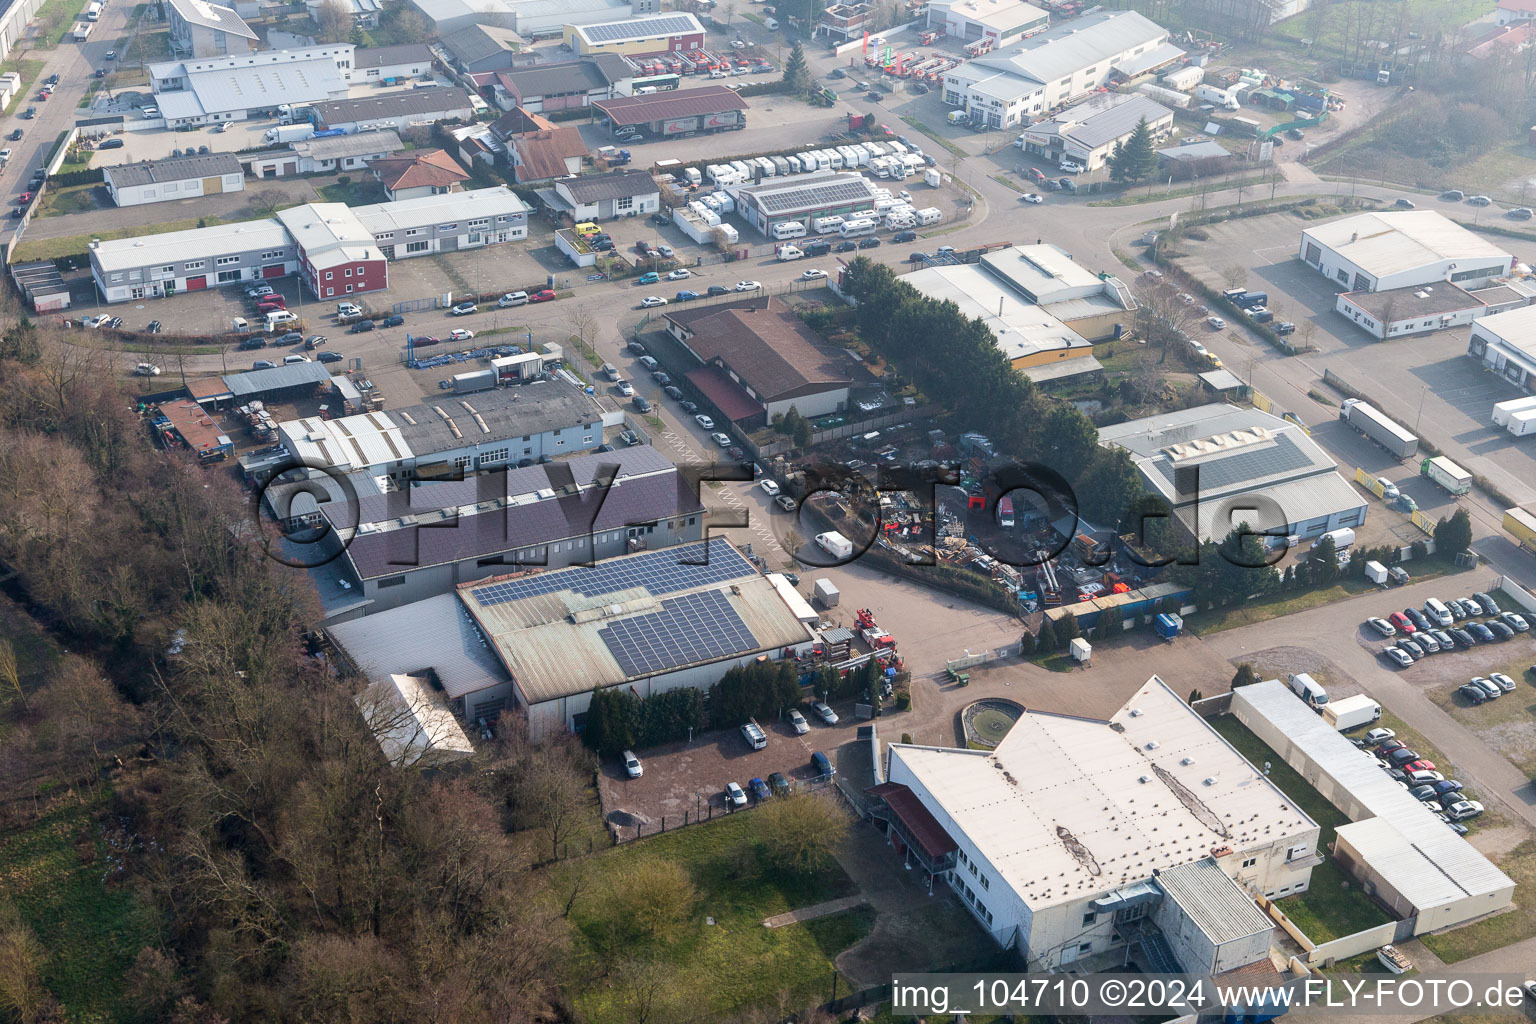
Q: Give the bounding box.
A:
[1299,211,1513,294]
[875,676,1314,969]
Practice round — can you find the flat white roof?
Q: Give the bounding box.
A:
[275,202,378,270]
[92,217,290,272]
[1302,211,1511,278]
[279,411,413,470]
[352,185,527,235]
[934,0,1048,33]
[982,242,1107,302]
[1232,680,1514,907]
[902,263,1091,362]
[891,676,1318,910]
[356,673,475,767]
[1473,303,1536,358]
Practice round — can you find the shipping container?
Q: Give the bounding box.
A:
[1490,395,1536,427]
[1503,507,1536,551]
[1508,408,1536,437]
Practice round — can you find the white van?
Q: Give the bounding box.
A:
[635,86,658,94]
[1424,597,1453,628]
[771,220,807,239]
[776,243,804,260]
[283,353,311,364]
[813,216,845,235]
[265,310,299,328]
[498,291,529,307]
[764,15,778,28]
[838,218,876,238]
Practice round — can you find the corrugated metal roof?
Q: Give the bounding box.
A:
[328,593,509,699]
[92,217,291,272]
[1303,211,1511,280]
[593,85,748,126]
[973,10,1168,86]
[353,43,433,69]
[1027,93,1173,151]
[291,129,403,159]
[313,86,472,126]
[1110,40,1186,78]
[1155,858,1274,944]
[559,169,659,204]
[352,185,526,235]
[1231,680,1515,906]
[387,380,596,458]
[105,152,244,188]
[224,362,333,397]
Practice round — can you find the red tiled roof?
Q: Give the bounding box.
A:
[867,782,958,860]
[593,85,748,126]
[1499,0,1536,13]
[685,365,762,423]
[371,149,469,192]
[511,128,588,182]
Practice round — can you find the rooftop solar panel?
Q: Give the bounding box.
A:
[584,14,697,42]
[601,590,758,676]
[752,178,874,215]
[471,538,754,606]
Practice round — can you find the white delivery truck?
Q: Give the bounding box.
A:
[1310,527,1355,551]
[1509,408,1536,437]
[1322,694,1381,731]
[816,532,854,560]
[813,578,839,607]
[1421,455,1472,495]
[1491,395,1536,427]
[264,124,314,144]
[1288,672,1329,709]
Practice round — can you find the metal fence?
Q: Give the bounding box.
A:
[610,773,839,844]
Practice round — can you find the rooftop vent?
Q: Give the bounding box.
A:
[1145,741,1159,750]
[1181,757,1196,766]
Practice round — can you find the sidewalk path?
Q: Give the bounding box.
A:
[763,894,866,928]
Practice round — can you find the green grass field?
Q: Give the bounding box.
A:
[1186,558,1459,634]
[0,798,160,1023]
[553,810,865,1023]
[1210,716,1392,941]
[1,60,46,116]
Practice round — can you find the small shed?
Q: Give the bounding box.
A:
[813,578,840,608]
[1069,637,1092,664]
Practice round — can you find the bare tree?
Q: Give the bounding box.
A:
[249,190,292,217]
[0,639,23,711]
[565,304,599,362]
[0,901,50,1024]
[314,1,352,43]
[1221,264,1247,289]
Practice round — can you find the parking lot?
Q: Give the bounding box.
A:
[1174,209,1536,508]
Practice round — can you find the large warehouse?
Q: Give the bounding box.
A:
[312,86,473,133]
[147,45,353,125]
[311,446,705,615]
[1017,92,1173,172]
[926,0,1048,49]
[1467,303,1536,389]
[1298,211,1513,294]
[591,85,747,139]
[941,10,1179,128]
[1232,680,1514,934]
[878,676,1316,969]
[102,152,246,208]
[732,172,878,237]
[1097,403,1367,544]
[328,538,816,730]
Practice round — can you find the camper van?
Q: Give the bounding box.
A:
[838,218,876,238]
[915,208,943,226]
[771,220,807,239]
[813,216,845,235]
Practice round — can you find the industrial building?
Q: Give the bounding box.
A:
[732,172,878,237]
[877,676,1315,968]
[369,149,469,201]
[1468,304,1536,390]
[1097,403,1368,544]
[925,0,1048,49]
[310,446,704,615]
[941,11,1180,128]
[165,0,257,58]
[90,188,527,303]
[505,127,589,183]
[244,131,402,178]
[591,85,747,139]
[147,45,354,126]
[662,297,862,427]
[1231,680,1515,933]
[355,673,476,768]
[405,0,629,38]
[442,23,530,73]
[312,86,474,133]
[1334,281,1501,340]
[90,217,297,303]
[102,152,245,208]
[328,537,815,729]
[1299,211,1513,294]
[564,12,705,56]
[544,169,660,220]
[1017,92,1173,172]
[351,43,435,82]
[490,54,632,112]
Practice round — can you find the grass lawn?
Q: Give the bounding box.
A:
[553,810,863,1023]
[1210,716,1392,941]
[1,59,46,115]
[1420,840,1536,962]
[0,797,160,1023]
[900,117,969,160]
[12,200,294,262]
[36,182,101,217]
[314,179,388,206]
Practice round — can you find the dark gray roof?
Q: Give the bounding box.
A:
[314,86,471,125]
[326,446,703,580]
[224,362,333,397]
[496,54,629,99]
[105,152,243,188]
[353,43,434,69]
[559,169,659,203]
[389,381,598,457]
[443,23,526,64]
[327,593,508,699]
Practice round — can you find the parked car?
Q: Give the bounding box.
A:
[238,338,267,350]
[1367,617,1396,638]
[1488,620,1516,641]
[706,285,730,296]
[639,296,668,308]
[637,272,661,285]
[1466,195,1493,206]
[725,781,747,807]
[621,750,643,778]
[1441,189,1465,201]
[1469,677,1502,699]
[1474,591,1502,615]
[1430,629,1455,651]
[857,238,881,249]
[1389,611,1416,633]
[1450,626,1476,647]
[528,289,557,303]
[800,268,827,281]
[450,302,477,316]
[1399,638,1425,659]
[835,241,858,253]
[317,351,342,363]
[767,771,791,796]
[1386,747,1420,766]
[1469,622,1497,643]
[811,751,834,777]
[788,708,809,734]
[616,380,634,396]
[749,777,771,801]
[666,269,691,281]
[632,395,651,412]
[1445,800,1484,821]
[1489,672,1517,692]
[812,701,838,724]
[735,280,761,291]
[1383,647,1413,668]
[893,230,918,242]
[760,479,781,496]
[676,290,699,301]
[1394,198,1416,209]
[710,431,731,447]
[1409,785,1438,802]
[349,320,375,333]
[775,494,798,512]
[252,360,277,369]
[694,413,715,429]
[380,314,404,328]
[1362,728,1395,746]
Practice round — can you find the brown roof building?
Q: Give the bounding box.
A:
[663,297,860,428]
[507,127,589,183]
[592,85,748,131]
[369,149,470,201]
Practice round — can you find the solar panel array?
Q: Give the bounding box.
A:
[752,177,873,215]
[583,14,698,42]
[471,538,753,606]
[601,590,758,676]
